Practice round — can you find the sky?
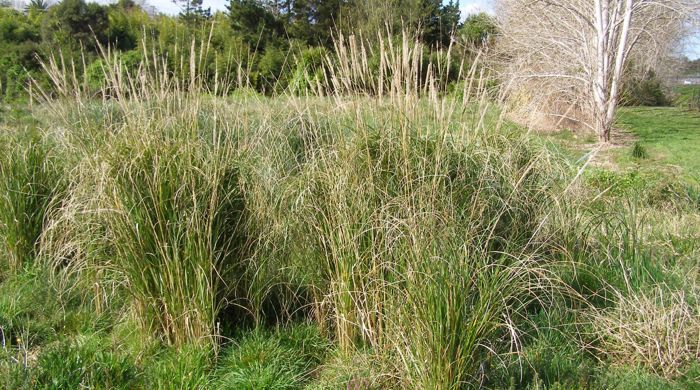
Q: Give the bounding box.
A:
[458,0,494,16]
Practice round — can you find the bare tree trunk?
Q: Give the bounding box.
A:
[591,0,634,142]
[597,115,612,142]
[593,0,608,141]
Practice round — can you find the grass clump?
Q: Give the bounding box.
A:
[103,126,247,347]
[631,141,649,159]
[241,106,568,388]
[306,349,385,389]
[592,287,700,379]
[34,334,138,389]
[0,128,64,276]
[36,110,249,349]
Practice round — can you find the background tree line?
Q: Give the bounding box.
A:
[0,0,496,101]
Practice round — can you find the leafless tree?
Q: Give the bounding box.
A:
[496,0,699,142]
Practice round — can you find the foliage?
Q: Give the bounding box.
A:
[0,0,475,102]
[255,44,288,93]
[460,12,498,48]
[45,0,109,51]
[176,0,211,25]
[0,8,44,102]
[339,0,460,48]
[288,46,327,94]
[621,71,670,107]
[227,0,283,49]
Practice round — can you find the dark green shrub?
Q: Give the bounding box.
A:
[288,46,328,95]
[255,45,287,94]
[621,71,670,107]
[85,58,107,92]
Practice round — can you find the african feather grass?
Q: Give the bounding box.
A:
[234,32,570,387]
[32,29,585,387]
[34,39,251,348]
[103,126,246,347]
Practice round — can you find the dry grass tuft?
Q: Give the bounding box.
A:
[593,286,700,378]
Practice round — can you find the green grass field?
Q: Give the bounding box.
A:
[616,106,700,181]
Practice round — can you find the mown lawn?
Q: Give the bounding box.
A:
[615,106,700,181]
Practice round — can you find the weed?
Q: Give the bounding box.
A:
[144,344,212,389]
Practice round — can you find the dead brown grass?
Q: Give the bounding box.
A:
[592,286,700,378]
